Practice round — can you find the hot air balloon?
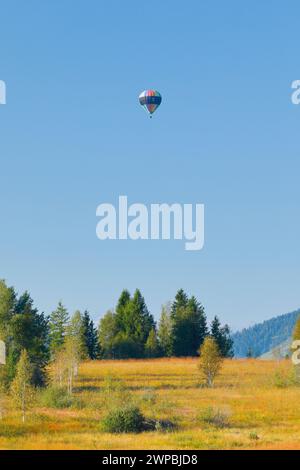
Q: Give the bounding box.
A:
[139,90,162,118]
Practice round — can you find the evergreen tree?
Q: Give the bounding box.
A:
[131,289,155,344]
[49,302,69,357]
[8,292,49,386]
[100,290,155,359]
[187,296,208,354]
[170,290,208,356]
[10,350,35,422]
[115,289,131,324]
[171,289,189,316]
[0,280,16,341]
[158,304,173,357]
[82,310,100,359]
[210,316,234,358]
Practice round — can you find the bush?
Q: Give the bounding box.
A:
[102,405,145,433]
[249,432,259,441]
[198,406,231,428]
[39,386,73,409]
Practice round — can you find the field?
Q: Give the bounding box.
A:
[1,358,300,450]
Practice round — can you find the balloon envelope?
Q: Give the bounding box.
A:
[139,90,162,116]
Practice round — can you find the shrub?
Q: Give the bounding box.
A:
[198,406,231,428]
[249,432,259,441]
[39,386,73,409]
[102,405,145,433]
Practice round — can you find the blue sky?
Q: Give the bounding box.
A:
[0,1,299,330]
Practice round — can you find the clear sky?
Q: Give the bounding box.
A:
[0,1,299,330]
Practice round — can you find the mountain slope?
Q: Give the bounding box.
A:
[259,337,292,360]
[232,309,300,358]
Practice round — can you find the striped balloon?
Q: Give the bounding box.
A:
[139,90,162,117]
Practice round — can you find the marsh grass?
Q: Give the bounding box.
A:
[0,358,300,449]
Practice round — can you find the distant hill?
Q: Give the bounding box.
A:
[259,337,292,360]
[232,309,300,358]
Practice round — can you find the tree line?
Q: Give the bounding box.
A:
[0,279,233,389]
[99,288,233,359]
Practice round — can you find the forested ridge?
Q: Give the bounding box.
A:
[232,309,300,357]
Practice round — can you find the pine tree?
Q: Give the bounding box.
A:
[8,292,49,386]
[114,289,154,357]
[115,290,131,326]
[171,290,208,356]
[49,302,69,358]
[171,289,189,316]
[10,350,35,422]
[82,310,100,359]
[88,319,101,359]
[210,316,234,358]
[131,289,155,344]
[188,296,208,354]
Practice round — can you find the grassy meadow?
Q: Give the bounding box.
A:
[0,358,300,450]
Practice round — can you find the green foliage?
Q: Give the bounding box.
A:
[98,310,118,358]
[0,283,49,388]
[82,310,100,359]
[67,310,87,360]
[198,337,223,387]
[210,316,234,358]
[39,386,73,408]
[145,329,161,358]
[157,304,173,357]
[10,350,35,422]
[102,405,145,433]
[171,290,208,357]
[49,301,69,357]
[98,290,155,359]
[98,288,232,360]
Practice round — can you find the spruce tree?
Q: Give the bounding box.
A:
[9,292,49,386]
[171,290,208,356]
[49,302,69,358]
[171,289,189,316]
[82,310,100,359]
[210,316,234,358]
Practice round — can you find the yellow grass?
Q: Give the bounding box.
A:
[1,358,300,450]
